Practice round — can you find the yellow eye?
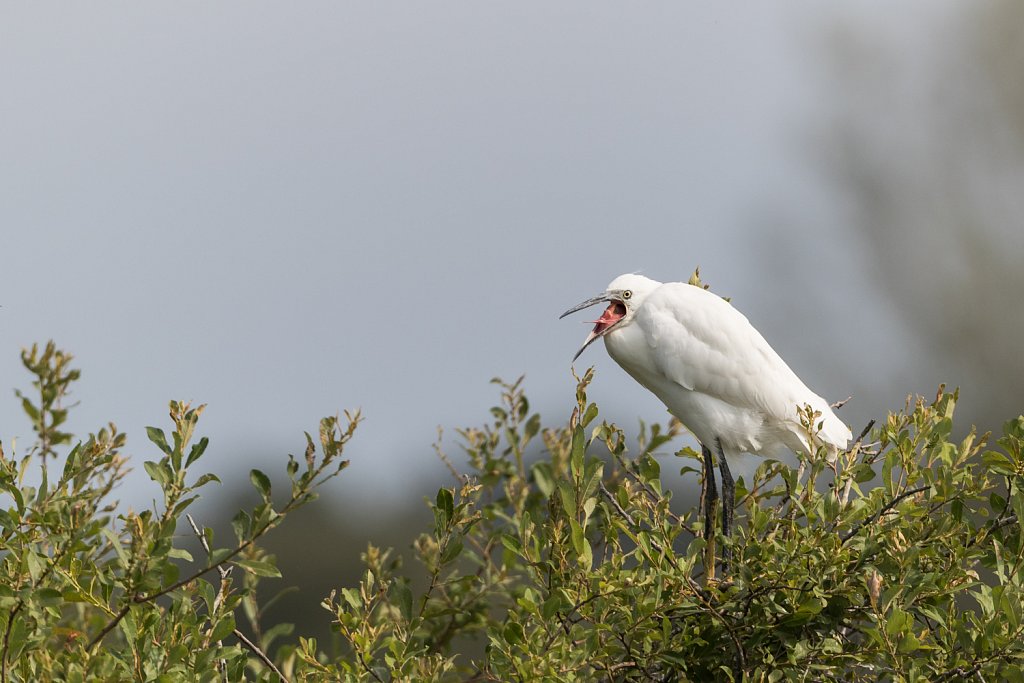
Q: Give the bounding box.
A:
[622,290,632,300]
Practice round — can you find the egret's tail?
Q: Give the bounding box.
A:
[816,408,853,461]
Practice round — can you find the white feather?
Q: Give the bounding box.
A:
[594,274,851,459]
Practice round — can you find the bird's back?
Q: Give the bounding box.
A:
[604,282,850,457]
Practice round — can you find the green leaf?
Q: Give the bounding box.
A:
[209,548,234,566]
[19,395,39,422]
[570,425,585,476]
[192,472,221,489]
[501,534,522,555]
[34,588,62,606]
[61,590,91,603]
[146,427,173,455]
[341,587,361,610]
[208,613,236,643]
[233,558,281,578]
[557,480,577,515]
[441,538,463,565]
[168,547,194,562]
[186,437,209,467]
[524,413,541,442]
[532,462,555,498]
[435,488,454,534]
[853,463,876,483]
[250,469,272,502]
[503,620,524,645]
[144,460,169,485]
[570,519,592,569]
[639,454,661,482]
[542,592,568,621]
[886,607,911,637]
[982,450,1014,475]
[898,632,921,654]
[570,519,585,555]
[102,527,130,566]
[582,497,597,526]
[394,581,413,621]
[231,510,250,543]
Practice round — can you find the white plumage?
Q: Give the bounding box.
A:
[563,273,850,460]
[613,274,848,457]
[561,273,851,567]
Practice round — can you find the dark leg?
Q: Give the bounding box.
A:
[700,444,718,541]
[717,438,734,571]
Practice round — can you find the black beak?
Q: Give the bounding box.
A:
[559,294,608,319]
[560,293,611,362]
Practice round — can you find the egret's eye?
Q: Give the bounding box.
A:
[622,290,633,300]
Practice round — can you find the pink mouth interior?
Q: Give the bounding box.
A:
[591,301,626,335]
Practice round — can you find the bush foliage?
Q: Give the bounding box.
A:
[1,342,1022,681]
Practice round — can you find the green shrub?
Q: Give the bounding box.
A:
[1,342,1022,681]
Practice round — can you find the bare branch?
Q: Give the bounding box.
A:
[233,628,290,683]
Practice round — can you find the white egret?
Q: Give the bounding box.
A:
[561,273,851,569]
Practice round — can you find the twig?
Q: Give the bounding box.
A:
[599,480,681,570]
[614,454,696,535]
[839,419,875,507]
[186,514,233,680]
[840,485,930,545]
[88,435,354,652]
[432,428,462,483]
[599,479,639,528]
[187,514,233,590]
[831,396,852,410]
[1,603,25,683]
[186,515,289,683]
[684,575,747,677]
[86,604,131,650]
[854,419,876,445]
[233,628,290,683]
[965,514,1019,550]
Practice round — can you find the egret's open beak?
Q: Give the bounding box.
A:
[560,294,627,362]
[559,295,608,319]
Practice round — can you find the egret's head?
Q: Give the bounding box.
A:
[559,274,660,362]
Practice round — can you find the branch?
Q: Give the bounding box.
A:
[599,480,679,570]
[854,419,876,446]
[684,575,747,677]
[87,422,355,651]
[86,604,131,651]
[965,514,1019,550]
[932,621,1024,683]
[233,628,290,683]
[187,514,290,682]
[613,453,696,535]
[840,485,930,545]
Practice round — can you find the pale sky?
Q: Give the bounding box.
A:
[1,3,966,510]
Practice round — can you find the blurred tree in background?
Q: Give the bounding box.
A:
[822,1,1024,432]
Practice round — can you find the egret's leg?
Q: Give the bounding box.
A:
[700,444,719,580]
[717,439,735,570]
[700,444,718,541]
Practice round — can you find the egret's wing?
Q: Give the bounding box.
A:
[636,283,832,427]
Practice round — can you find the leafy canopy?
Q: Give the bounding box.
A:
[0,342,1022,681]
